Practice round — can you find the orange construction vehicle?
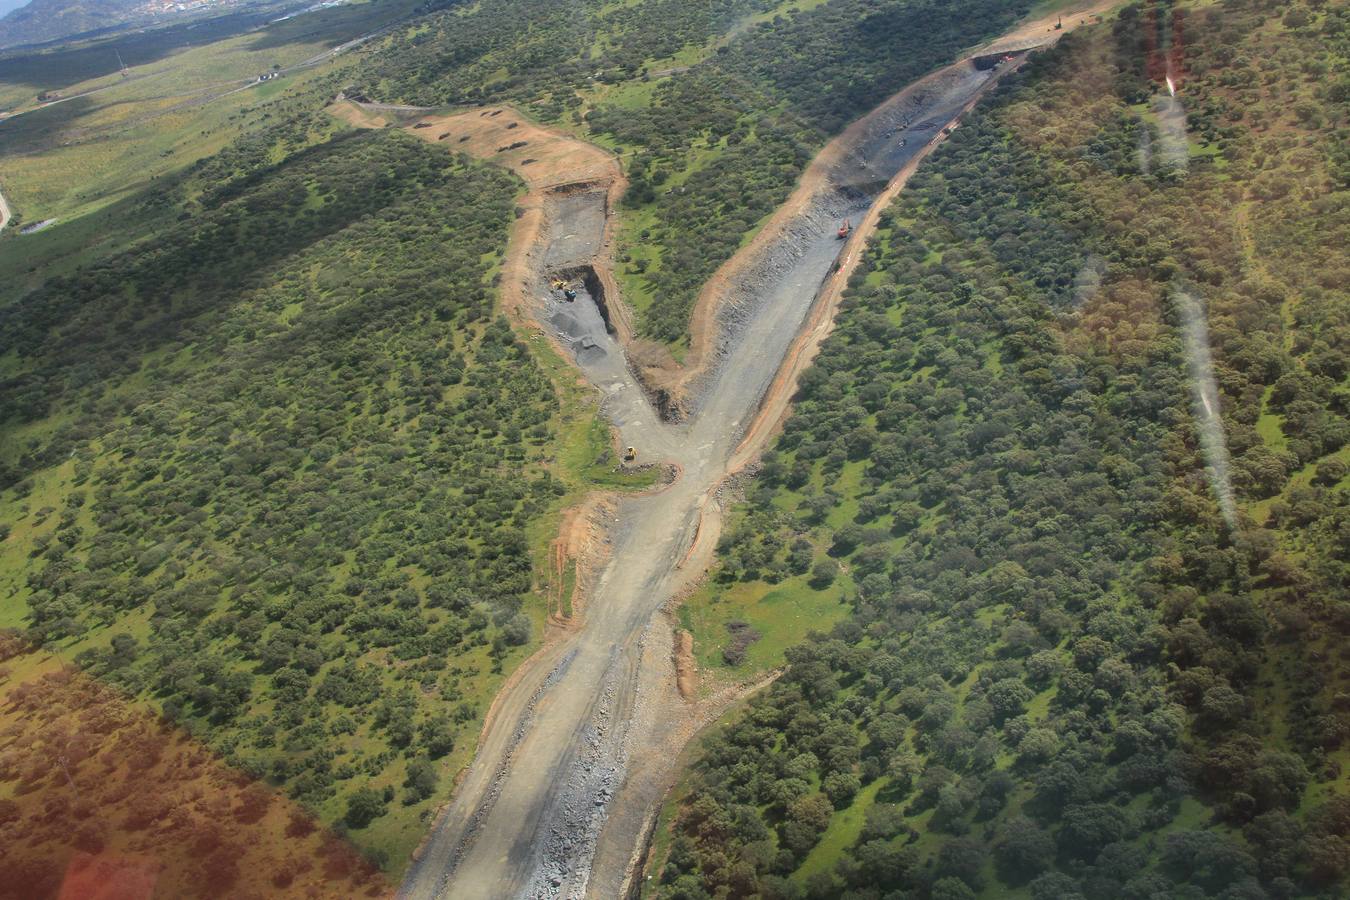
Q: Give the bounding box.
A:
[837,219,851,239]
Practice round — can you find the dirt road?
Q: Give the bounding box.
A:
[978,0,1118,54]
[366,5,1112,898]
[0,185,9,233]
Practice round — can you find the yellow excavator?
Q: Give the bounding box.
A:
[623,447,637,462]
[552,277,578,301]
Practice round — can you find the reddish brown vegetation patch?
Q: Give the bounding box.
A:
[0,635,388,900]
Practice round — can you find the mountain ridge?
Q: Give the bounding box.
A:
[0,0,256,51]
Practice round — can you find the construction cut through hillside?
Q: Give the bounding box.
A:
[340,6,1113,898]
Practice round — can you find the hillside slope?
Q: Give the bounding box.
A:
[0,0,1344,893]
[1,0,139,46]
[0,0,260,50]
[359,0,1036,347]
[0,0,1056,884]
[0,129,581,873]
[653,1,1349,896]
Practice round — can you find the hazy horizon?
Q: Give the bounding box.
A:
[0,0,34,22]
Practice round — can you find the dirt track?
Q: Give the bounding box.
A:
[0,185,10,233]
[333,5,1114,898]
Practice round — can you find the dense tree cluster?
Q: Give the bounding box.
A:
[0,131,561,857]
[0,637,386,899]
[0,131,458,448]
[657,2,1349,896]
[358,0,1030,342]
[361,0,780,114]
[588,0,1031,341]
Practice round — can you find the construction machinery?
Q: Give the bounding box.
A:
[837,219,851,240]
[623,447,637,462]
[551,277,578,301]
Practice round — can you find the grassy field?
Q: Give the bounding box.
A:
[0,0,420,226]
[676,453,901,683]
[797,777,889,879]
[679,571,851,680]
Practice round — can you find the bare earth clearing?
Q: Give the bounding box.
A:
[331,6,1109,897]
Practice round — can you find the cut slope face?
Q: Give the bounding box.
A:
[332,7,1107,897]
[405,107,617,191]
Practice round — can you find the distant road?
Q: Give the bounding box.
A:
[0,75,152,124]
[0,14,399,127]
[0,184,10,233]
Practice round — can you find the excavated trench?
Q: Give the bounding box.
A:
[574,268,616,336]
[400,43,1049,900]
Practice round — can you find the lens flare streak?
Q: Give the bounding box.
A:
[1175,289,1237,530]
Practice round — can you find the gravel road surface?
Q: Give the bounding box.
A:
[399,5,1105,895]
